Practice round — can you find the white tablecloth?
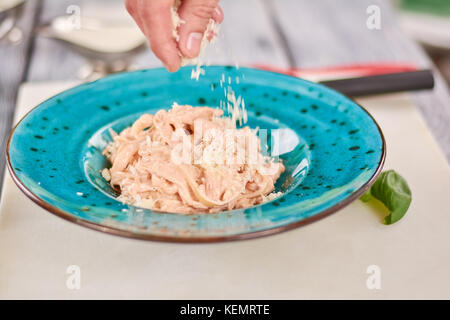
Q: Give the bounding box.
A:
[1,82,449,299]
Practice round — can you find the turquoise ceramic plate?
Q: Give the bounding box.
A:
[7,66,385,242]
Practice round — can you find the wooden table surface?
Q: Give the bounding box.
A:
[1,0,450,194]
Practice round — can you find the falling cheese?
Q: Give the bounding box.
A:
[171,0,220,80]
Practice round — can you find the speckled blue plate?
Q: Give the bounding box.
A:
[7,66,385,242]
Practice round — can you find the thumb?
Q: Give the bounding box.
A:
[177,0,219,59]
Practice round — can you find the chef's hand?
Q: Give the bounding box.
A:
[125,0,223,72]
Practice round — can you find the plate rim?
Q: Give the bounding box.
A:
[5,66,386,243]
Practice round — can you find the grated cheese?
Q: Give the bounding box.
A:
[171,0,220,80]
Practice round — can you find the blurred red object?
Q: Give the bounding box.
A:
[252,63,418,82]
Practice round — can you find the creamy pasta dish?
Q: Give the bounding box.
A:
[102,104,284,214]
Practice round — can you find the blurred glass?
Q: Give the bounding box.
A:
[37,0,146,80]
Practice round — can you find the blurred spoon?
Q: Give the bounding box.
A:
[0,0,25,43]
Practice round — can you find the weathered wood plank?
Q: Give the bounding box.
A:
[267,0,450,162]
[0,0,41,193]
[211,0,290,67]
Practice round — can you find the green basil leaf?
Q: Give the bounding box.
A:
[360,190,372,203]
[360,170,412,225]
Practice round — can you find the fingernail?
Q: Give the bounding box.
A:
[163,62,178,73]
[186,32,203,57]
